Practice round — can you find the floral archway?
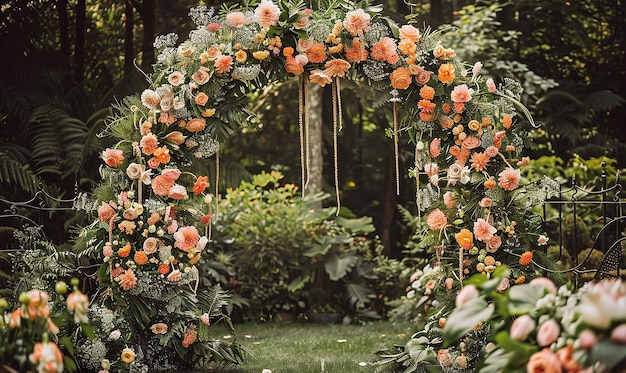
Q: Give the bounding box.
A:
[79,0,561,371]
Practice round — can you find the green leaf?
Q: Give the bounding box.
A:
[287,275,309,292]
[334,215,376,234]
[588,340,626,370]
[81,322,95,341]
[58,336,75,356]
[304,242,330,257]
[443,297,493,344]
[325,252,358,281]
[491,331,538,370]
[63,356,78,373]
[506,284,546,315]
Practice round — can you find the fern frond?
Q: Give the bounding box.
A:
[0,152,40,195]
[27,106,88,178]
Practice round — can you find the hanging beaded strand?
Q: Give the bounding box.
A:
[393,101,400,195]
[332,77,340,214]
[298,74,307,195]
[304,73,311,189]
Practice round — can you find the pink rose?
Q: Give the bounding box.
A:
[611,323,626,343]
[536,319,560,347]
[455,285,479,308]
[577,329,597,350]
[510,315,536,340]
[486,78,496,93]
[530,277,558,294]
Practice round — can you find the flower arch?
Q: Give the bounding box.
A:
[93,0,559,370]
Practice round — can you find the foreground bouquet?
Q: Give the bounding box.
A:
[444,269,626,373]
[0,282,91,373]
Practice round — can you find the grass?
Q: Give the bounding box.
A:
[215,319,415,373]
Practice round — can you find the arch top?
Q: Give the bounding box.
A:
[111,1,526,145]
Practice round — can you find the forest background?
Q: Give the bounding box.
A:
[1,0,625,257]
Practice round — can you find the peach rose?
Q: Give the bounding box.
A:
[150,323,168,334]
[438,63,455,84]
[192,68,210,85]
[284,56,304,75]
[390,67,412,90]
[143,237,158,254]
[399,24,420,43]
[126,162,143,180]
[526,348,562,373]
[151,175,175,196]
[195,92,209,106]
[98,202,117,224]
[167,71,185,86]
[182,330,198,348]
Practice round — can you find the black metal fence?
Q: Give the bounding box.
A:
[540,162,625,285]
[2,164,625,287]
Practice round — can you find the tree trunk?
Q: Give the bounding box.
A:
[306,84,324,209]
[380,155,398,257]
[124,0,134,74]
[431,0,443,25]
[57,0,70,57]
[74,0,86,81]
[140,0,156,71]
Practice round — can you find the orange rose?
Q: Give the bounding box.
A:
[306,42,327,64]
[284,56,304,76]
[186,118,206,132]
[193,176,209,195]
[438,63,455,84]
[153,146,171,164]
[527,348,562,373]
[556,345,583,373]
[389,67,412,90]
[455,229,473,250]
[195,92,209,106]
[117,243,131,258]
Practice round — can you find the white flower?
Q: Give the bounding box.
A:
[108,330,121,340]
[537,234,549,246]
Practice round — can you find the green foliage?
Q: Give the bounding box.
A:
[437,3,558,103]
[215,171,396,321]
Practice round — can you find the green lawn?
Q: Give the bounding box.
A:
[217,320,415,373]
